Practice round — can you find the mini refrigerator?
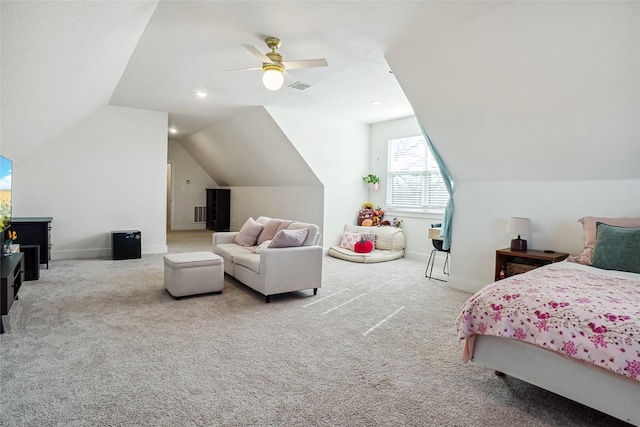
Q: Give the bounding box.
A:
[112,230,141,260]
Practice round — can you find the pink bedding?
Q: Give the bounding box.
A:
[456,263,640,382]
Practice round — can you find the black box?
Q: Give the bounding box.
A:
[112,230,141,260]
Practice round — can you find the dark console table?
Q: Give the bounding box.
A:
[1,253,24,334]
[11,217,52,268]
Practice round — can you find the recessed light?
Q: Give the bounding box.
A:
[169,128,178,134]
[371,100,383,106]
[195,91,208,98]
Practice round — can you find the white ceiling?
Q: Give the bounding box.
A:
[109,1,438,139]
[1,1,507,157]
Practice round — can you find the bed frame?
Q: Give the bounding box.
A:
[472,335,640,426]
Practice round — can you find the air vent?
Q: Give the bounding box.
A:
[288,81,312,90]
[193,206,206,223]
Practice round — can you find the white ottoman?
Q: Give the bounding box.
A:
[164,252,224,298]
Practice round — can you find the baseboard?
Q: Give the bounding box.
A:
[53,248,110,260]
[170,224,207,231]
[403,250,429,263]
[445,276,485,294]
[144,245,168,254]
[53,245,168,260]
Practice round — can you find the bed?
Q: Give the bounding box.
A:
[456,219,640,426]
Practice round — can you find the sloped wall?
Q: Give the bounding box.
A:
[178,107,327,240]
[1,1,158,162]
[179,107,320,187]
[387,1,640,292]
[266,107,370,247]
[177,106,370,247]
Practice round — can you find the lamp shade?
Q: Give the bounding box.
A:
[507,217,532,236]
[262,68,284,91]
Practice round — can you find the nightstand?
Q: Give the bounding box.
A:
[494,248,569,281]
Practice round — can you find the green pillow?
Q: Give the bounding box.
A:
[591,222,640,274]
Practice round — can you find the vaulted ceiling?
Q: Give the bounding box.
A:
[2,1,637,185]
[1,1,504,160]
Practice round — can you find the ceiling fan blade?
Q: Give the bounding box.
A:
[223,66,263,72]
[281,58,328,70]
[243,44,272,63]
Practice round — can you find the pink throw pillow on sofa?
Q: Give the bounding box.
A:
[269,228,309,248]
[234,217,264,246]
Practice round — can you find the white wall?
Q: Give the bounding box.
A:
[266,107,370,247]
[12,105,168,259]
[451,179,640,293]
[369,116,444,261]
[228,186,324,236]
[167,140,218,230]
[386,2,640,292]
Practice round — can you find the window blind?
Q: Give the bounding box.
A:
[387,135,448,210]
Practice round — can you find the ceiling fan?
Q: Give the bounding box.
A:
[229,37,328,91]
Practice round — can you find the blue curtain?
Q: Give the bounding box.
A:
[420,125,453,250]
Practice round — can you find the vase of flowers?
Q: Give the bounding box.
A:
[4,230,17,255]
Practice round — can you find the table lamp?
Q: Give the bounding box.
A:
[507,217,532,251]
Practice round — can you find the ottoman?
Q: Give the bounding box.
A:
[164,251,224,298]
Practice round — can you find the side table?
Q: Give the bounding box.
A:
[494,248,569,281]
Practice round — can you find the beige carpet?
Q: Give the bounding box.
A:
[0,230,629,426]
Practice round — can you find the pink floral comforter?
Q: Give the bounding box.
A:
[456,262,640,382]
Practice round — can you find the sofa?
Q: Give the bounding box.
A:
[328,224,406,263]
[212,216,323,302]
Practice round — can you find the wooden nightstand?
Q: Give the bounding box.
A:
[494,248,569,281]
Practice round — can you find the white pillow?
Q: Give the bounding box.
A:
[255,240,271,253]
[340,231,361,250]
[234,217,264,246]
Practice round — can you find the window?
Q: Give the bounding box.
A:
[386,135,448,211]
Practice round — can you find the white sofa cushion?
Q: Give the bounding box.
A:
[234,253,261,274]
[214,242,253,262]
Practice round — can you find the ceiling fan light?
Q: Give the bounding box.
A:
[263,68,284,91]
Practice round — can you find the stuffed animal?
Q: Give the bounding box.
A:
[358,208,374,226]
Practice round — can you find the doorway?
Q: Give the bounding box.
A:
[166,162,174,230]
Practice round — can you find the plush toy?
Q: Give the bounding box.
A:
[391,217,403,227]
[361,218,373,227]
[354,237,374,253]
[358,202,377,226]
